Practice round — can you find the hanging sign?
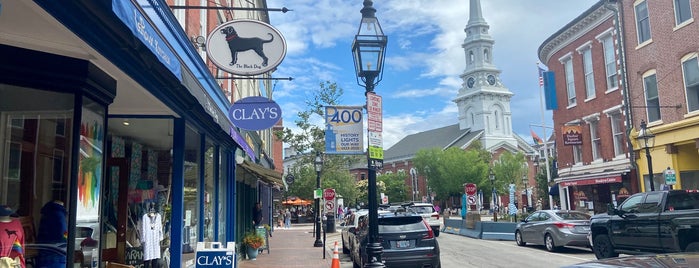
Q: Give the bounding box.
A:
[206,19,287,76]
[228,96,281,130]
[325,106,364,154]
[562,125,583,145]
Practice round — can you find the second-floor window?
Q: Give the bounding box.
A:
[682,55,699,113]
[582,48,595,99]
[674,0,693,26]
[635,1,652,44]
[589,120,601,161]
[610,113,624,156]
[643,72,661,122]
[601,35,618,90]
[573,144,583,164]
[564,58,576,106]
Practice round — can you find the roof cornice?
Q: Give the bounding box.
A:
[538,2,612,64]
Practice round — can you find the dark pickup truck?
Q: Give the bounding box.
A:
[590,190,699,259]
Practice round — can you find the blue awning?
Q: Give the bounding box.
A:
[549,183,560,196]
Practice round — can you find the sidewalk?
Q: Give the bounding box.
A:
[238,223,342,268]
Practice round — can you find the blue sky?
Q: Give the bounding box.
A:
[267,0,598,151]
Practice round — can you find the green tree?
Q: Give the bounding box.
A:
[377,172,409,203]
[355,179,385,207]
[492,151,528,193]
[413,147,488,203]
[274,81,360,204]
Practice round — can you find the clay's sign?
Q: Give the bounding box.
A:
[206,19,286,76]
[228,96,281,130]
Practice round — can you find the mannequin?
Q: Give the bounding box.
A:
[141,204,162,268]
[0,205,25,268]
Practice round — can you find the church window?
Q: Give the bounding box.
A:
[471,113,475,126]
[484,49,489,63]
[469,51,475,64]
[494,110,500,129]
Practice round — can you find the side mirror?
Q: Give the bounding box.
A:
[520,218,527,223]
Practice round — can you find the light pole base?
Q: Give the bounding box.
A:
[313,239,323,247]
[365,242,385,268]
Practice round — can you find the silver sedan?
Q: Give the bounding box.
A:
[515,210,591,252]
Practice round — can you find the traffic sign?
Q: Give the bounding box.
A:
[323,188,336,201]
[467,195,476,205]
[325,200,335,212]
[464,183,477,196]
[665,168,677,185]
[367,93,382,132]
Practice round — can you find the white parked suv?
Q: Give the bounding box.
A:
[408,202,441,237]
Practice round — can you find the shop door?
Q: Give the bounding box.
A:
[104,158,130,263]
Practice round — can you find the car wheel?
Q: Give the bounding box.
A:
[342,240,349,254]
[593,234,619,259]
[515,231,526,246]
[685,242,699,252]
[545,233,558,252]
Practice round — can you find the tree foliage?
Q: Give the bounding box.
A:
[412,147,489,202]
[377,172,409,203]
[492,151,528,193]
[273,81,361,204]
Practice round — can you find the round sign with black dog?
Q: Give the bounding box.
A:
[206,19,287,76]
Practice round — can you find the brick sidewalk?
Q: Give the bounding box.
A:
[237,223,341,268]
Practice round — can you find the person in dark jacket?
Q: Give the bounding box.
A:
[36,200,68,268]
[252,202,263,227]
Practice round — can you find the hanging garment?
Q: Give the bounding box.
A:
[141,213,163,261]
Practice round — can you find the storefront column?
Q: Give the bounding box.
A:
[213,146,221,239]
[170,118,185,268]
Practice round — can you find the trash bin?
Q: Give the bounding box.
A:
[325,212,336,233]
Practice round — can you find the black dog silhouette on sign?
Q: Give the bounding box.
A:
[221,26,274,67]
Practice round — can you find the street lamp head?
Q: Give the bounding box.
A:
[637,120,655,149]
[314,151,323,172]
[352,0,387,92]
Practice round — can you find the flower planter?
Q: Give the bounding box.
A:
[246,246,260,260]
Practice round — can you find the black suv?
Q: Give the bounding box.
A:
[350,212,440,268]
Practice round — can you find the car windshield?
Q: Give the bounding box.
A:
[555,212,591,220]
[410,206,434,214]
[378,216,425,232]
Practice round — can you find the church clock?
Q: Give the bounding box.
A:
[467,77,475,88]
[487,75,496,85]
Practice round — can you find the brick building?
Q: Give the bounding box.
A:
[538,1,637,213]
[620,0,699,191]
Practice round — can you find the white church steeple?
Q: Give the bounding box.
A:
[453,0,517,150]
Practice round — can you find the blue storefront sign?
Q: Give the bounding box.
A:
[229,96,281,131]
[112,0,181,79]
[195,242,236,268]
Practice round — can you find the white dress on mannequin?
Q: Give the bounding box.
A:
[141,212,163,261]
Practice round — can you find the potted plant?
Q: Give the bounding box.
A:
[242,231,264,260]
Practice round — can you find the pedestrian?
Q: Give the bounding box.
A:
[252,202,263,227]
[434,204,441,214]
[337,205,344,220]
[284,209,291,229]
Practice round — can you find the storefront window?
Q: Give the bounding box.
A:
[183,126,200,258]
[203,140,214,242]
[680,170,699,190]
[218,150,227,242]
[105,117,173,267]
[2,86,73,267]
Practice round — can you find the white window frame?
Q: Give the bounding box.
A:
[174,0,186,30]
[682,53,699,114]
[596,29,619,92]
[607,111,624,157]
[559,53,576,107]
[634,0,652,45]
[674,0,693,26]
[581,47,595,100]
[573,144,583,164]
[583,113,601,162]
[642,70,661,122]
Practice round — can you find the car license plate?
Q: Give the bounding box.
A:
[396,240,410,248]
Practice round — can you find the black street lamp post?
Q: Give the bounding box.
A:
[638,120,655,191]
[490,168,497,222]
[522,175,528,213]
[352,1,387,267]
[313,152,324,247]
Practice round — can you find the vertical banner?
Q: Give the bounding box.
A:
[325,106,364,154]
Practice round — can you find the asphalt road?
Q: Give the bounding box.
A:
[335,231,598,268]
[438,232,597,268]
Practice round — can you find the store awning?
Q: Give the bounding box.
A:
[239,160,283,187]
